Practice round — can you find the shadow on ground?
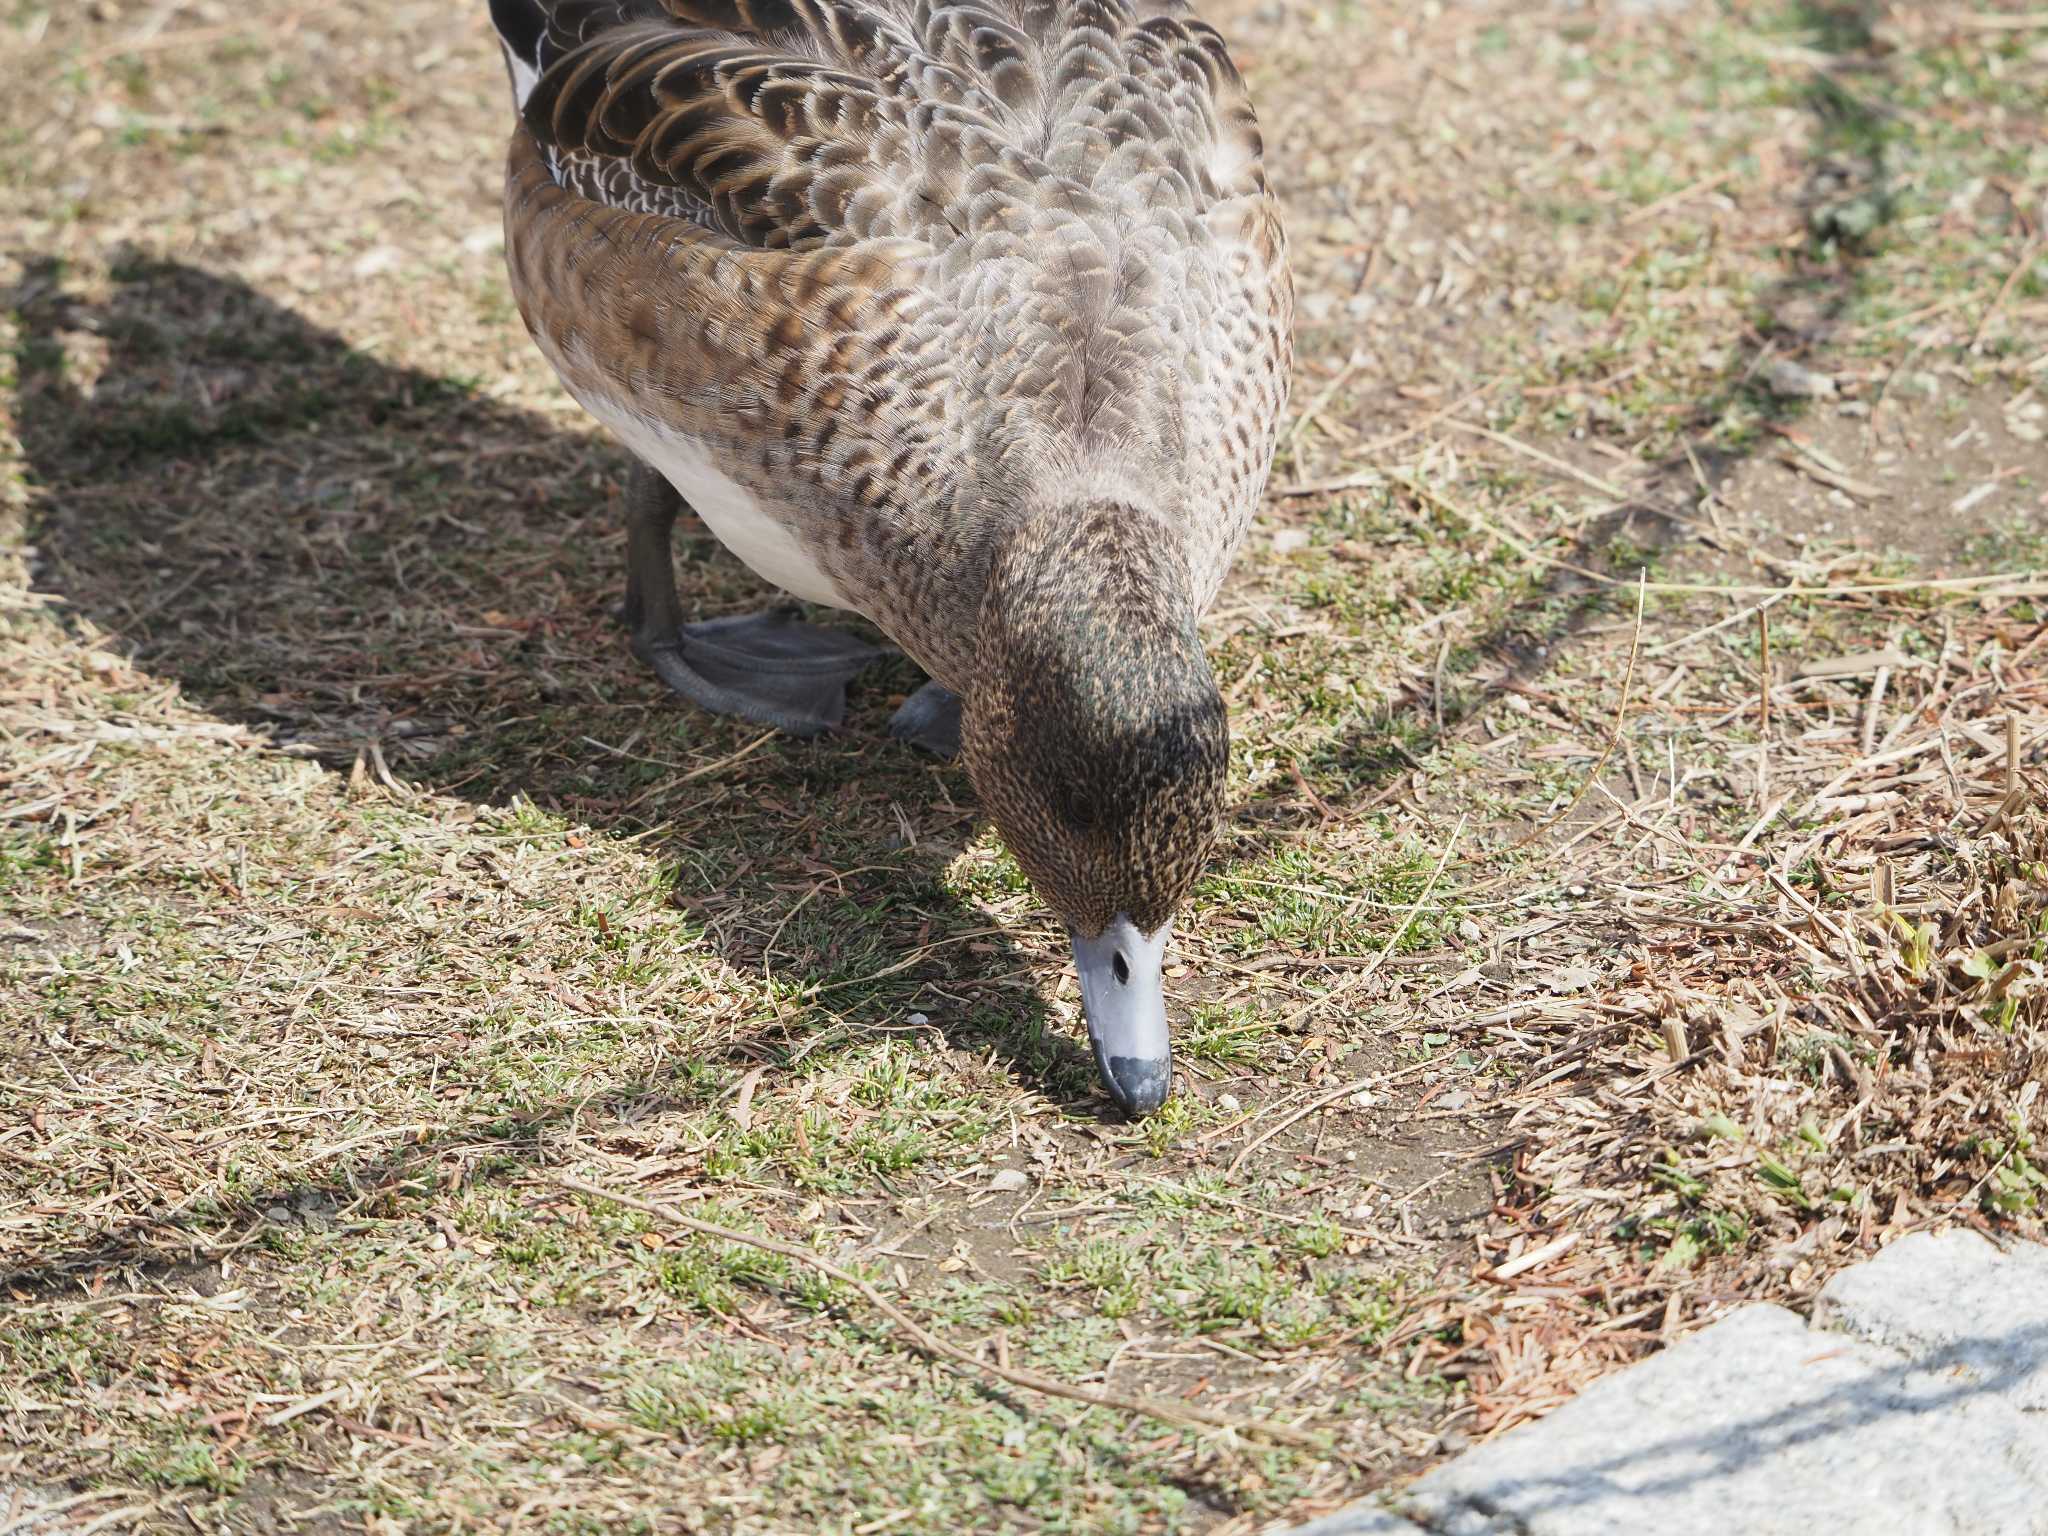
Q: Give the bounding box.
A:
[1245,0,1907,839]
[10,251,1100,1123]
[1443,0,1903,693]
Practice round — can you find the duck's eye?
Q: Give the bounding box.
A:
[1112,950,1131,985]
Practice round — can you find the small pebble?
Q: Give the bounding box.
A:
[1217,1092,1242,1113]
[1764,359,1836,400]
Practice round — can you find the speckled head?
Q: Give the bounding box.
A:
[962,502,1230,1118]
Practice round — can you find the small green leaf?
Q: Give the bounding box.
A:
[1757,1156,1813,1210]
[1658,1230,1702,1270]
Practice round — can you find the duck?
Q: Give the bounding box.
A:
[488,0,1292,1116]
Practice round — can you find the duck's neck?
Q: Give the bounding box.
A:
[975,500,1207,724]
[964,499,1229,933]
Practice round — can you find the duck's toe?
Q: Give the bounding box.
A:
[635,610,885,736]
[887,681,962,758]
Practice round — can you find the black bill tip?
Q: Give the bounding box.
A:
[1100,1052,1172,1118]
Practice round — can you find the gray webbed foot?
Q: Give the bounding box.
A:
[888,680,962,758]
[635,610,885,737]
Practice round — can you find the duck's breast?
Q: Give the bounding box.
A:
[565,377,854,613]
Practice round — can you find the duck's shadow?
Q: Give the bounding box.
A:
[10,250,1106,1106]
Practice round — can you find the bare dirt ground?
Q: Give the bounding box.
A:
[2,1,2045,1532]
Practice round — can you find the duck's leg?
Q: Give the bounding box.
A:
[887,681,962,758]
[622,461,883,737]
[621,460,687,640]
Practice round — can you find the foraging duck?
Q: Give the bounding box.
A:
[489,0,1291,1115]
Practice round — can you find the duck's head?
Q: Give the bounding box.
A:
[962,501,1230,1117]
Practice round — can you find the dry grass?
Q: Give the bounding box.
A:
[3,0,2047,1532]
[1392,592,2048,1438]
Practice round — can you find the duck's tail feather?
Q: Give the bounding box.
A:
[492,1,679,110]
[489,0,550,108]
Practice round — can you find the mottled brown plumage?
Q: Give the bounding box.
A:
[491,0,1290,1111]
[963,501,1228,935]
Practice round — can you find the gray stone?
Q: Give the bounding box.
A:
[1289,1235,2048,1536]
[1763,358,1837,399]
[1398,1302,2048,1534]
[1814,1229,2048,1410]
[1281,1502,1428,1536]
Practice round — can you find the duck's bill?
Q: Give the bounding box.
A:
[1072,916,1174,1117]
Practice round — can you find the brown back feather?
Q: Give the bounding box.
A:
[500,0,1290,684]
